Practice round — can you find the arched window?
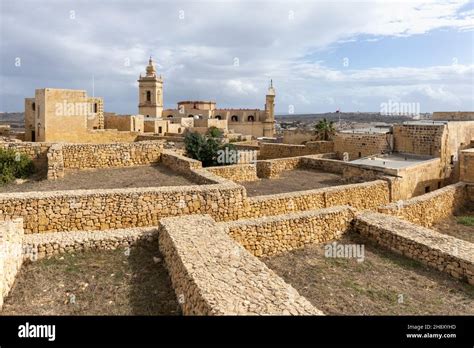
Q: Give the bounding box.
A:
[215,115,222,120]
[32,102,35,111]
[231,115,238,122]
[158,126,162,133]
[94,103,98,113]
[146,91,151,102]
[247,115,255,122]
[167,115,173,118]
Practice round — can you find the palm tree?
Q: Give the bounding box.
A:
[314,118,335,141]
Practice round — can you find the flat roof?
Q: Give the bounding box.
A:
[339,127,391,134]
[350,153,436,170]
[402,120,447,125]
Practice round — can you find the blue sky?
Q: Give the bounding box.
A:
[1,0,473,114]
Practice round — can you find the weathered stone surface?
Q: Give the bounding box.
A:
[223,206,355,257]
[354,211,474,284]
[0,219,23,309]
[159,215,322,315]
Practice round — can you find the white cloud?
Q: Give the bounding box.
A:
[0,0,473,113]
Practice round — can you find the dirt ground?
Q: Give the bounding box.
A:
[1,241,181,315]
[0,165,198,193]
[241,169,345,197]
[262,234,474,315]
[432,202,474,243]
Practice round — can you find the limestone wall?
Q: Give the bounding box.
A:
[460,149,474,183]
[23,226,157,261]
[258,142,333,160]
[333,132,391,160]
[354,212,474,284]
[393,124,446,157]
[433,111,474,121]
[223,206,354,257]
[0,142,51,173]
[378,182,467,227]
[0,181,247,234]
[256,154,337,179]
[0,219,23,309]
[206,164,259,182]
[159,215,321,315]
[247,180,390,218]
[61,141,163,169]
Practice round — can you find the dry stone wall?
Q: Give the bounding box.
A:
[159,214,322,315]
[23,226,158,261]
[0,181,247,234]
[0,142,51,174]
[378,182,467,227]
[223,206,354,257]
[246,180,390,218]
[0,219,23,309]
[206,164,258,182]
[258,142,334,160]
[354,212,474,284]
[61,141,163,169]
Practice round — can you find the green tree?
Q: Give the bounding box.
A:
[314,118,336,141]
[184,130,236,167]
[0,149,34,185]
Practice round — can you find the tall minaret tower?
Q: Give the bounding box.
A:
[263,79,276,137]
[138,57,163,117]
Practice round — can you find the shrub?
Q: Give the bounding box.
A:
[0,149,34,185]
[184,130,236,167]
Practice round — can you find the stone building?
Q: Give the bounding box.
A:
[138,58,276,138]
[24,88,104,142]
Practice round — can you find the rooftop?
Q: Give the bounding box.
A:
[350,153,436,170]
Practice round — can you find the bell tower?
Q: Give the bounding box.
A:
[263,79,276,137]
[138,57,163,117]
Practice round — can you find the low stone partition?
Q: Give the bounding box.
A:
[0,219,23,309]
[159,215,322,315]
[258,142,334,160]
[206,164,259,182]
[23,226,158,261]
[60,141,164,169]
[247,180,390,218]
[222,206,354,257]
[160,150,202,174]
[256,154,337,179]
[378,182,468,227]
[354,212,474,284]
[0,181,247,234]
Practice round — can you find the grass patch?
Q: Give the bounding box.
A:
[457,216,474,226]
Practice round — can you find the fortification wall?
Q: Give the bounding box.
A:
[159,215,321,315]
[0,219,23,309]
[354,212,474,284]
[378,182,467,227]
[460,149,474,183]
[393,124,446,157]
[333,132,391,160]
[224,206,354,257]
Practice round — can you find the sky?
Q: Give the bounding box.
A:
[1,0,473,115]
